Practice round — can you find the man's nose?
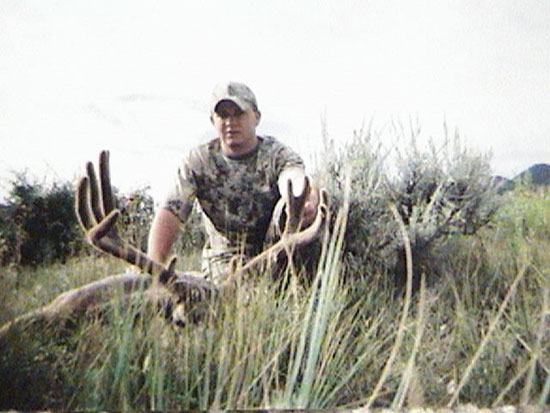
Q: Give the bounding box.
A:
[224,116,237,125]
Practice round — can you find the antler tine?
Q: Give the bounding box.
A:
[99,150,115,215]
[86,160,104,224]
[284,176,311,234]
[75,176,95,231]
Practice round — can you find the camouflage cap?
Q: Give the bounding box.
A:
[211,81,259,113]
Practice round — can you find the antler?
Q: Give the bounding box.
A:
[225,177,330,284]
[75,151,218,301]
[0,153,330,341]
[77,151,328,293]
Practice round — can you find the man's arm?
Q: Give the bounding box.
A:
[147,208,181,265]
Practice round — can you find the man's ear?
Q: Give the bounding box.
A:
[255,110,261,126]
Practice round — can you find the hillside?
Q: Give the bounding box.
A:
[493,163,550,193]
[514,163,550,186]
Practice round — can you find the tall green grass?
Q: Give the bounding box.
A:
[1,188,550,410]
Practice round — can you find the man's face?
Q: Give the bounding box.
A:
[212,100,260,157]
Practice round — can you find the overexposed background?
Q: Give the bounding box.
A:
[1,1,549,202]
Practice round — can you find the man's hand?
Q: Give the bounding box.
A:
[301,184,319,227]
[278,168,320,228]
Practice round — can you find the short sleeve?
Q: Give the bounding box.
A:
[160,150,199,223]
[272,138,305,176]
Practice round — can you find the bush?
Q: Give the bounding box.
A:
[0,173,84,266]
[316,122,500,286]
[117,187,156,252]
[0,173,193,266]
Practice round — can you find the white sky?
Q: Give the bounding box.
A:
[1,0,549,203]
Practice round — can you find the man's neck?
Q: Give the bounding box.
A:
[221,136,260,159]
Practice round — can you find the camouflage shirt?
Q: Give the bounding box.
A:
[162,136,304,281]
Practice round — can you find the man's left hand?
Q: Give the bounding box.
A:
[301,183,320,228]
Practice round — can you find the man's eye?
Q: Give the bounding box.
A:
[217,109,244,119]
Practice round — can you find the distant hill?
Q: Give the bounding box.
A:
[492,163,550,193]
[514,163,550,186]
[491,175,516,193]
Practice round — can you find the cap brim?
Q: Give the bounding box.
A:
[213,97,253,113]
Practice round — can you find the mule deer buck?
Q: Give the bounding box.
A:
[0,151,329,339]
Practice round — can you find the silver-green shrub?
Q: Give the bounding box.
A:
[316,122,500,284]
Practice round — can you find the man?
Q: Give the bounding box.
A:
[147,81,319,282]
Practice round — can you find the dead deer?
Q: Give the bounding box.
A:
[0,150,329,338]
